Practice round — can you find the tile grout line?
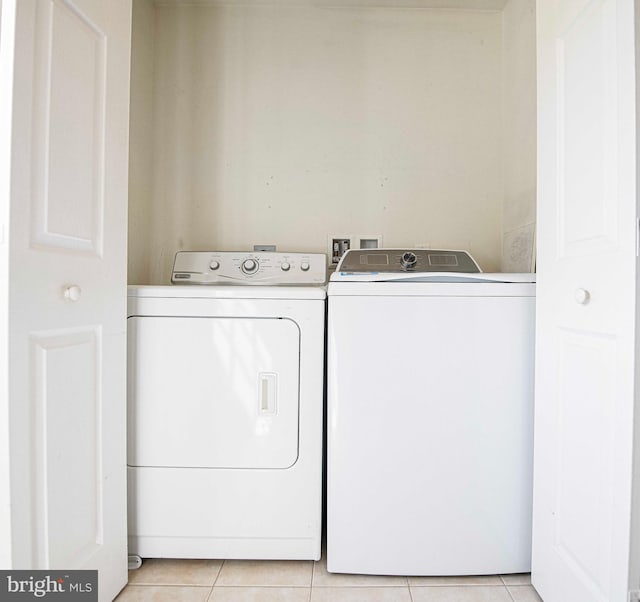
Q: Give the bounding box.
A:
[310,557,315,600]
[212,559,224,588]
[505,583,517,602]
[205,584,215,602]
[408,580,415,602]
[205,559,224,600]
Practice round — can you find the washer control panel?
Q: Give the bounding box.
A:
[172,251,327,285]
[337,249,481,274]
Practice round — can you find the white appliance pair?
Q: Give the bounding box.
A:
[127,251,326,560]
[327,249,536,576]
[127,247,535,576]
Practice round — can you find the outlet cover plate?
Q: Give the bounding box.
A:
[355,234,383,250]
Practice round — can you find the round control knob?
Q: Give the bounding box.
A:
[209,260,220,271]
[400,252,417,270]
[300,261,310,271]
[241,258,259,274]
[281,262,291,271]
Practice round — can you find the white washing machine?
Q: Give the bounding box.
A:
[327,249,535,576]
[127,251,326,560]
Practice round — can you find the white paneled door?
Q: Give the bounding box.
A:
[534,1,639,601]
[0,0,131,600]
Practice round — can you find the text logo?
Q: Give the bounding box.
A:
[0,571,97,601]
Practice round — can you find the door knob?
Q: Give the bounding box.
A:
[63,285,82,302]
[575,288,590,305]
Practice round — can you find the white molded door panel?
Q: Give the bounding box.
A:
[128,317,300,469]
[0,0,131,599]
[534,0,639,600]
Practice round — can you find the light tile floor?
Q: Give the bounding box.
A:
[115,556,543,602]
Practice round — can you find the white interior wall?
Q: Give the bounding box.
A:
[128,0,155,284]
[501,0,536,271]
[129,3,506,283]
[0,0,11,570]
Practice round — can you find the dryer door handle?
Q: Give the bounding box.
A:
[259,372,277,415]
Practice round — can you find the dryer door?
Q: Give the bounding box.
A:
[127,316,300,469]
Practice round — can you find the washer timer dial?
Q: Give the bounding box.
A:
[400,252,417,270]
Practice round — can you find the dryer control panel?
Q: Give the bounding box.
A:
[172,251,327,285]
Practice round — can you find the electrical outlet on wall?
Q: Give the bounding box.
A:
[328,235,352,264]
[328,234,384,265]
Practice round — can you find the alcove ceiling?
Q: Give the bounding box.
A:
[154,0,508,10]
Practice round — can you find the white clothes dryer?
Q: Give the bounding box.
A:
[327,249,535,576]
[127,252,326,560]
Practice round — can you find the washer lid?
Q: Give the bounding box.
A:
[128,284,326,300]
[330,272,536,283]
[328,278,536,297]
